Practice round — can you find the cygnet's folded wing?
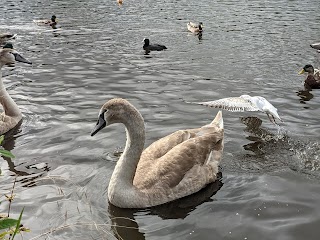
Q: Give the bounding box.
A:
[194,97,260,112]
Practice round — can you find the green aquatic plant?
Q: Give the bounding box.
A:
[0,135,15,159]
[0,135,29,239]
[0,208,26,240]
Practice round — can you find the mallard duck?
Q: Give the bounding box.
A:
[0,43,32,134]
[33,15,57,27]
[91,98,224,208]
[190,95,283,125]
[299,64,320,89]
[310,42,320,51]
[143,38,167,53]
[187,22,203,33]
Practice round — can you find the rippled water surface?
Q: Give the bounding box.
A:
[1,0,320,239]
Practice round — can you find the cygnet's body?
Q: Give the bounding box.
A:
[91,98,224,208]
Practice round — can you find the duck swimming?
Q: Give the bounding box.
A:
[187,22,203,34]
[190,95,283,125]
[33,15,57,27]
[143,38,167,53]
[298,64,320,89]
[0,43,32,134]
[91,98,224,208]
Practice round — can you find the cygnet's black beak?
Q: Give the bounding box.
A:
[91,113,106,136]
[13,52,32,65]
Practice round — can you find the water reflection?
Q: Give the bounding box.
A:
[150,175,223,219]
[243,138,264,155]
[240,117,275,156]
[2,121,49,186]
[237,116,291,164]
[52,30,61,38]
[109,205,145,240]
[297,89,314,104]
[109,175,223,240]
[144,51,151,56]
[1,121,27,176]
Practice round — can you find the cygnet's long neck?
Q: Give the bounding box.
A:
[108,106,146,207]
[0,68,21,117]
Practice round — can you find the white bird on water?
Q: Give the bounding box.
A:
[192,95,283,125]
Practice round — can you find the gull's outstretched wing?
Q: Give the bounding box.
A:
[193,97,260,112]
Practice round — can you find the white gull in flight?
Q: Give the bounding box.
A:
[192,95,283,125]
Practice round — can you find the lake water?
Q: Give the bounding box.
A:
[0,0,320,239]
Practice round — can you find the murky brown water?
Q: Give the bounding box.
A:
[1,0,320,239]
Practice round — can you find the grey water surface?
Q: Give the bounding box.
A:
[0,0,320,239]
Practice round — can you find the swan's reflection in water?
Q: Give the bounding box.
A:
[1,121,50,187]
[108,174,223,240]
[2,121,28,175]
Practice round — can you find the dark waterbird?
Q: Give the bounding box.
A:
[298,64,320,89]
[143,38,167,53]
